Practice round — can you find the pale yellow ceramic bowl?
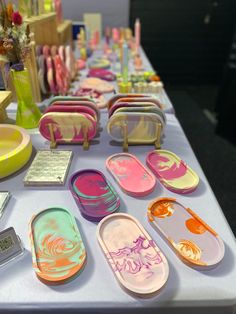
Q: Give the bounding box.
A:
[0,124,32,179]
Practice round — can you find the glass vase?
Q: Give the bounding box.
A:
[11,68,42,129]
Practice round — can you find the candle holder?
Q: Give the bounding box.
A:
[80,47,87,61]
[148,82,164,94]
[118,81,132,93]
[133,82,148,93]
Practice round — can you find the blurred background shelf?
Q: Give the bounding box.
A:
[25,13,73,47]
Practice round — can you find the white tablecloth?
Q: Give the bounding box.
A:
[0,112,236,314]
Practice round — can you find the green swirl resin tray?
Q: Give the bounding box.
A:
[29,207,86,285]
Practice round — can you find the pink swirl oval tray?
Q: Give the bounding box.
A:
[106,153,156,196]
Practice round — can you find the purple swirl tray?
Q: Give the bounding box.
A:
[70,169,120,221]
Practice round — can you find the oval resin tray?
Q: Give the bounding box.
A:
[45,105,98,122]
[148,197,225,269]
[107,112,164,144]
[107,94,147,109]
[108,102,158,118]
[39,112,97,143]
[48,96,96,106]
[106,153,156,196]
[146,150,199,194]
[88,58,110,69]
[29,207,86,284]
[97,213,169,296]
[114,97,163,109]
[50,100,100,120]
[70,169,120,221]
[110,104,166,124]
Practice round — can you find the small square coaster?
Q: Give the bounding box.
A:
[23,150,73,186]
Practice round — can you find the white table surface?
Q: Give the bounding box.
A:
[0,111,236,313]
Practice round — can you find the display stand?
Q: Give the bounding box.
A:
[0,91,12,122]
[25,13,59,45]
[24,35,42,103]
[25,13,73,47]
[0,63,16,101]
[47,123,90,150]
[155,122,162,149]
[122,122,162,152]
[57,20,73,48]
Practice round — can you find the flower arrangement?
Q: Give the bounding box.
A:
[0,0,31,70]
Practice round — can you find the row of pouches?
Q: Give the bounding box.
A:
[107,94,166,144]
[36,45,78,96]
[39,96,100,145]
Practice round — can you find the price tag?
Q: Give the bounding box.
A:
[0,192,11,219]
[0,227,24,266]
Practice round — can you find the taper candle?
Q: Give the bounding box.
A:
[122,41,129,83]
[135,18,141,52]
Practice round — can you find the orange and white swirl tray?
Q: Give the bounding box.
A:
[148,197,225,269]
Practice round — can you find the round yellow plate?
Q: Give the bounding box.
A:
[0,124,32,179]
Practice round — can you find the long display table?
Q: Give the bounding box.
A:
[0,111,236,314]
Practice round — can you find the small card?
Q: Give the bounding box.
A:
[0,192,11,219]
[23,150,73,186]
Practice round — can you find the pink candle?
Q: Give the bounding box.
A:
[112,28,119,44]
[135,18,141,51]
[94,31,100,45]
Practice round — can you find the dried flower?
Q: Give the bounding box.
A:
[3,38,13,50]
[0,28,4,39]
[6,27,12,36]
[0,1,30,65]
[0,43,7,55]
[12,12,22,26]
[6,3,13,21]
